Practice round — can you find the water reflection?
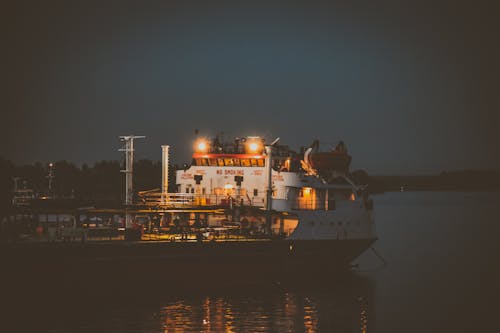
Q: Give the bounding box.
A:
[155,274,373,333]
[8,273,373,332]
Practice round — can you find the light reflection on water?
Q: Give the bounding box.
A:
[12,274,372,333]
[154,277,370,333]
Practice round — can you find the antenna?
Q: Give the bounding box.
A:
[270,137,280,146]
[47,162,55,198]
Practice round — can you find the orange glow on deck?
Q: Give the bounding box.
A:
[303,187,312,197]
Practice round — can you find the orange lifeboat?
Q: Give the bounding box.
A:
[305,140,352,174]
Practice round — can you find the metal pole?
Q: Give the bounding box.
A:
[265,145,273,235]
[47,163,55,198]
[161,145,170,204]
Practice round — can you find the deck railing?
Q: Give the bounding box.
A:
[138,192,266,208]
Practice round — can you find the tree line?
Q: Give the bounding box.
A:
[0,157,177,213]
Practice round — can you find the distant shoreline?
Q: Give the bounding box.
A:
[366,170,500,193]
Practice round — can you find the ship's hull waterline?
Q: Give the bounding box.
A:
[3,238,376,286]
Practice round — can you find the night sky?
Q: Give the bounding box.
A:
[2,0,499,174]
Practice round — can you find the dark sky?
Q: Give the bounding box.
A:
[2,0,499,174]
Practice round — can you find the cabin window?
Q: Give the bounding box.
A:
[208,159,217,166]
[257,159,265,167]
[233,159,241,167]
[214,187,223,195]
[253,189,258,196]
[241,159,251,167]
[217,159,225,166]
[224,158,234,166]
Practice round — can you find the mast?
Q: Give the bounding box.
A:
[47,163,55,198]
[119,135,145,229]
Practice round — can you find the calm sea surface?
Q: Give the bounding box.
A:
[5,191,500,332]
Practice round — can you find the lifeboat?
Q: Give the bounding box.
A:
[304,140,352,174]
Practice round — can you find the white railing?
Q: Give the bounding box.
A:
[138,192,266,208]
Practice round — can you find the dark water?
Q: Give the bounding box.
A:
[4,192,500,332]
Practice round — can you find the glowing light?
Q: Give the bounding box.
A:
[224,184,233,189]
[245,138,262,153]
[303,187,312,196]
[350,193,355,201]
[195,139,209,153]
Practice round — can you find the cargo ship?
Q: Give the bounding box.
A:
[168,135,377,266]
[3,135,377,288]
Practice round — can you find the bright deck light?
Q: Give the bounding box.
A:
[195,139,208,152]
[249,142,259,152]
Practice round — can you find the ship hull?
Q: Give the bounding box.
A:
[3,238,376,289]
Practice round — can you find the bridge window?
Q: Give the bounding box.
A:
[208,158,217,166]
[224,158,234,166]
[241,159,251,167]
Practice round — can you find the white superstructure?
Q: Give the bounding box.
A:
[175,135,376,242]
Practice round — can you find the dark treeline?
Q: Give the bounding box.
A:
[0,157,176,214]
